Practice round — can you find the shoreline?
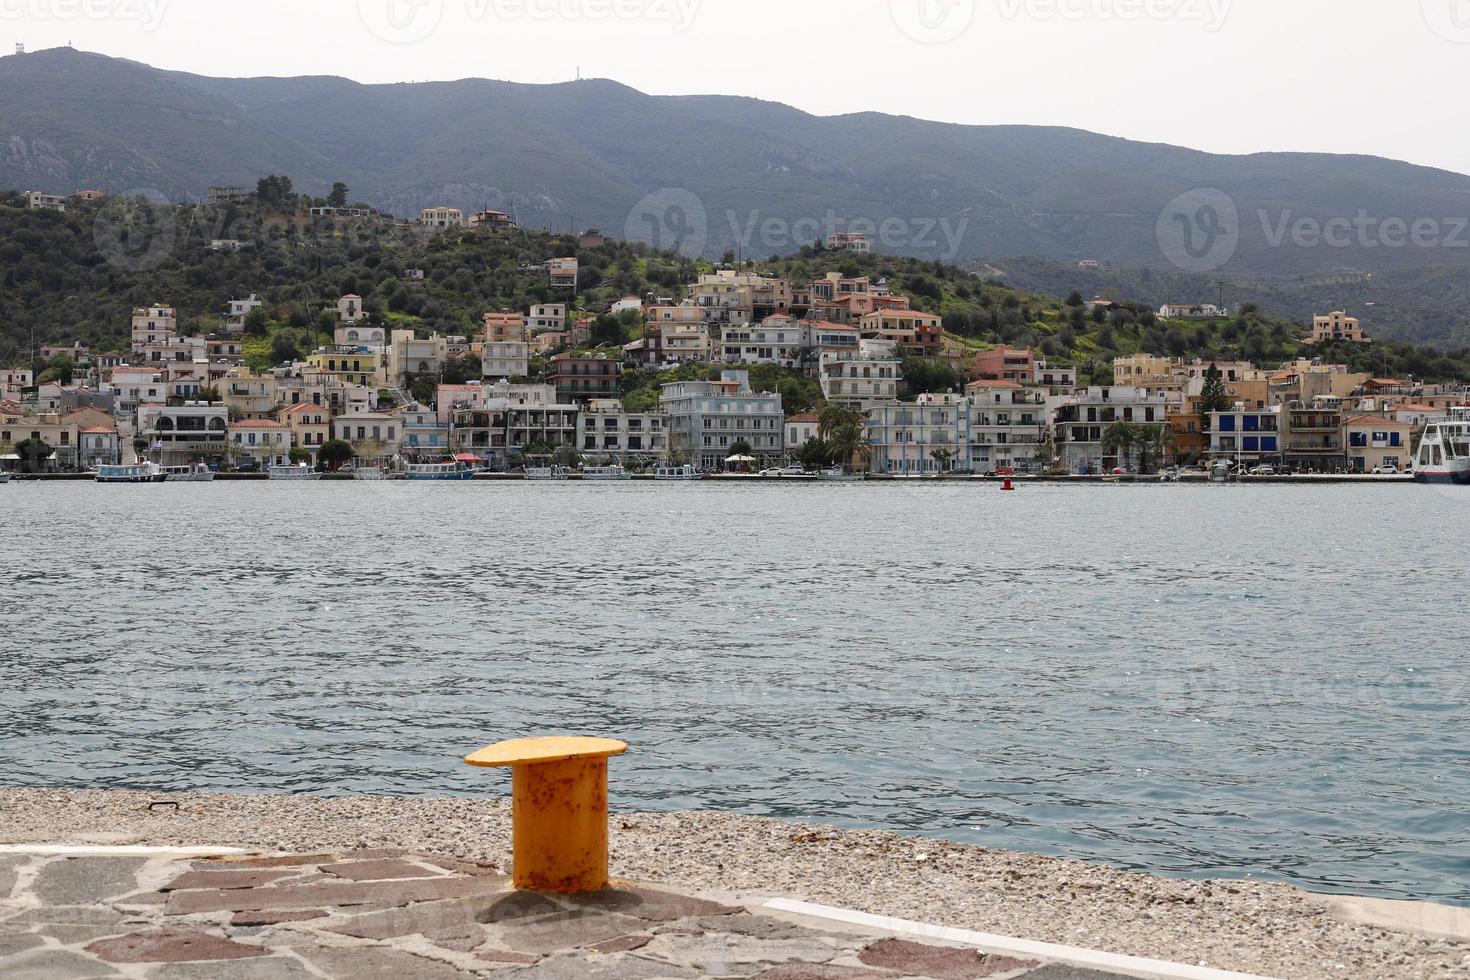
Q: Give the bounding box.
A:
[2,787,1466,979]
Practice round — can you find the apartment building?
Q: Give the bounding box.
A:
[820,352,902,411]
[661,371,785,470]
[576,399,667,461]
[866,393,972,475]
[1052,386,1171,474]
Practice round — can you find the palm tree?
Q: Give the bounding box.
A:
[1101,421,1137,473]
[827,420,870,474]
[818,404,863,442]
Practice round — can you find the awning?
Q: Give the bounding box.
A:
[455,453,484,463]
[725,454,756,463]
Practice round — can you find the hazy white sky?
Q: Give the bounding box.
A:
[6,0,1468,174]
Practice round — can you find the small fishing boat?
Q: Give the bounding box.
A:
[405,461,476,482]
[653,464,702,481]
[525,465,570,481]
[270,464,322,481]
[581,465,632,482]
[0,472,11,484]
[161,463,215,483]
[350,466,389,481]
[97,462,165,483]
[816,467,865,483]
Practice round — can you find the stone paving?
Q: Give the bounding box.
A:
[0,849,1149,979]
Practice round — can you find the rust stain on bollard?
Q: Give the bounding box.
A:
[465,736,627,893]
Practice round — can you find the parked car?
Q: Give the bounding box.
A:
[1248,464,1277,476]
[759,465,807,477]
[1370,464,1401,475]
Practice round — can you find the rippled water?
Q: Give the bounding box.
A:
[2,481,1468,903]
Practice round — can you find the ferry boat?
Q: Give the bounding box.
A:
[653,464,702,481]
[161,463,215,483]
[525,465,570,481]
[405,461,476,482]
[816,467,865,483]
[97,462,165,483]
[1414,411,1470,484]
[581,465,632,482]
[269,464,322,481]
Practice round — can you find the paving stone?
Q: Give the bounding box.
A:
[750,966,899,980]
[475,949,543,965]
[162,870,301,892]
[696,914,823,940]
[475,891,564,924]
[33,859,147,906]
[421,857,502,877]
[146,958,318,980]
[500,911,649,955]
[228,910,327,927]
[165,875,507,915]
[654,934,842,972]
[0,933,47,957]
[566,887,743,923]
[195,855,336,870]
[0,856,25,900]
[319,859,442,882]
[6,907,127,927]
[35,924,133,945]
[113,891,169,907]
[0,948,122,978]
[298,946,478,979]
[588,933,652,953]
[325,897,491,939]
[86,929,267,964]
[512,953,698,979]
[857,938,1037,980]
[1018,967,1130,979]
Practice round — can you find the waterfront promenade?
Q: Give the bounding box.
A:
[2,789,1466,979]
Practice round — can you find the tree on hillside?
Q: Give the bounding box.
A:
[255,175,295,207]
[243,307,270,337]
[328,182,349,208]
[901,356,961,396]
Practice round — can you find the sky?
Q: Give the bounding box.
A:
[4,0,1469,175]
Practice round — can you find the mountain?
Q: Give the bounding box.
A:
[4,47,1470,342]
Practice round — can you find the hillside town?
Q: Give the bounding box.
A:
[0,251,1457,478]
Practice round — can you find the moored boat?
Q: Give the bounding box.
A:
[97,462,165,483]
[816,467,865,483]
[161,463,215,483]
[270,464,322,481]
[350,466,389,481]
[1414,412,1470,484]
[0,472,11,484]
[405,461,476,481]
[653,464,702,481]
[525,465,570,481]
[581,465,631,482]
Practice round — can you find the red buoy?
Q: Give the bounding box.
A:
[1002,478,1015,491]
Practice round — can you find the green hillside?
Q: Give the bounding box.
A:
[5,191,1470,392]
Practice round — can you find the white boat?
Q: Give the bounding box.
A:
[270,464,322,481]
[161,463,215,483]
[816,467,865,483]
[525,466,570,481]
[1209,459,1236,484]
[351,466,388,481]
[581,465,631,482]
[653,464,702,481]
[405,461,476,482]
[97,462,165,483]
[1414,412,1470,485]
[0,472,11,484]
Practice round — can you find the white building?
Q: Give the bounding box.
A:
[131,305,177,351]
[964,381,1049,473]
[720,320,802,367]
[421,207,464,229]
[661,371,784,470]
[337,295,367,324]
[866,393,972,475]
[331,411,402,459]
[529,303,568,335]
[139,402,229,466]
[228,419,292,467]
[1052,386,1171,474]
[576,399,667,462]
[224,294,263,331]
[27,191,66,212]
[820,352,902,412]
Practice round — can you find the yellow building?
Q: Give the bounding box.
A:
[1309,311,1370,344]
[308,346,387,388]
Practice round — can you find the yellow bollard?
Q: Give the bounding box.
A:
[465,736,628,893]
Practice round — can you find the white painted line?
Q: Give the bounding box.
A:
[0,845,250,857]
[763,898,1281,980]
